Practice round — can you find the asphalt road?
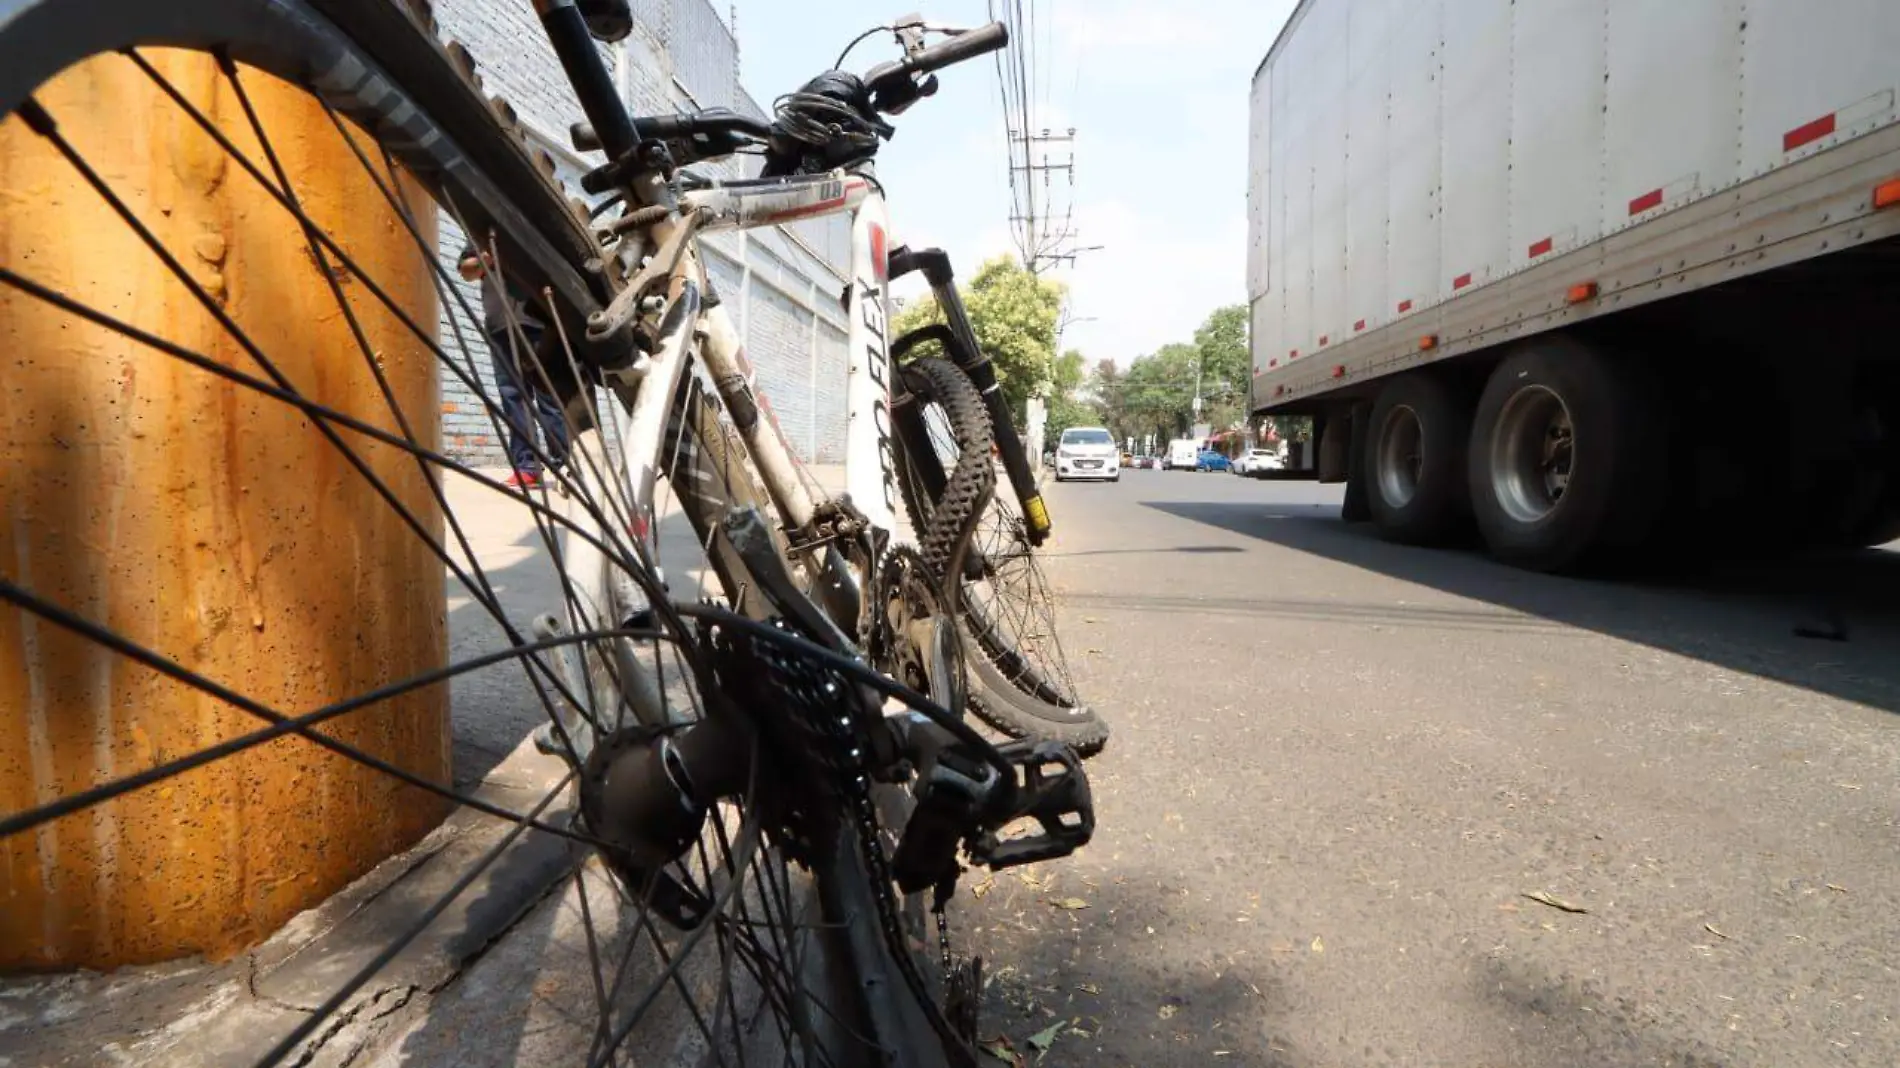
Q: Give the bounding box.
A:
[965,468,1900,1068]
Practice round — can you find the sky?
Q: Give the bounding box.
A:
[731,0,1299,368]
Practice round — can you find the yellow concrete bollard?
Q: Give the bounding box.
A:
[1,50,452,970]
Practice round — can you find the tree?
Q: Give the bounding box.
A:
[890,255,1066,421]
[1191,304,1250,432]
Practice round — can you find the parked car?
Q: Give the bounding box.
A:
[1232,448,1284,476]
[1196,450,1231,473]
[1052,426,1121,482]
[1165,438,1202,471]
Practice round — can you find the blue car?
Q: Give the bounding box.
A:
[1196,450,1231,472]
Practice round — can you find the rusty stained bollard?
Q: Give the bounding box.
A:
[1,49,453,971]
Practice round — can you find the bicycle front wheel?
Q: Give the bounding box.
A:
[893,358,1108,755]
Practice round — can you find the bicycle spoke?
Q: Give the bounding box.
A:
[1,37,1004,1068]
[0,266,633,585]
[219,58,624,762]
[257,766,579,1067]
[16,98,621,744]
[0,576,622,847]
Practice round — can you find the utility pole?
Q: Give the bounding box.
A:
[1009,127,1079,274]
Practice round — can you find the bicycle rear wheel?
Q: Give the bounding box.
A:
[0,3,945,1063]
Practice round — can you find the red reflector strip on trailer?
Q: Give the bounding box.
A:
[1453,273,1472,290]
[1269,358,1278,367]
[1781,91,1895,155]
[1290,349,1300,359]
[1784,113,1836,152]
[1318,334,1329,346]
[1628,188,1664,215]
[1397,299,1413,313]
[1354,319,1366,332]
[1331,365,1346,378]
[1528,237,1554,258]
[1875,177,1900,209]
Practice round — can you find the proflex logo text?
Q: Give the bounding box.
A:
[859,282,898,514]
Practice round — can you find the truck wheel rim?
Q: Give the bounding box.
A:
[1492,385,1575,523]
[1376,403,1425,508]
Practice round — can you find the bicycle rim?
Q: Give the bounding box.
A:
[0,5,884,1064]
[962,492,1080,708]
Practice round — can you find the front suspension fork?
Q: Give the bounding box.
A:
[887,246,1051,546]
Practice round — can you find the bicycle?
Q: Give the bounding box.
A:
[0,2,1095,1064]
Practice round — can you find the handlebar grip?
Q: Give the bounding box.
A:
[909,21,1009,75]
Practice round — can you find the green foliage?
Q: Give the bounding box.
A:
[1087,303,1254,449]
[891,255,1066,420]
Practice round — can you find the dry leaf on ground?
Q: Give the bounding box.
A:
[1050,897,1090,911]
[1522,890,1589,914]
[1028,1020,1064,1059]
[1158,1004,1178,1020]
[980,1036,1025,1067]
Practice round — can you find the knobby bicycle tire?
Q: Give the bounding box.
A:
[896,356,997,595]
[0,2,959,1064]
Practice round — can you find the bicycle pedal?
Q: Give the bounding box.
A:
[968,740,1094,871]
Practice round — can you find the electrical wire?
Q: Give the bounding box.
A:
[833,23,892,70]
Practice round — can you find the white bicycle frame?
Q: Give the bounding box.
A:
[548,168,909,729]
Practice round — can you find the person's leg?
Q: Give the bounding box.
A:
[489,328,541,478]
[521,325,570,473]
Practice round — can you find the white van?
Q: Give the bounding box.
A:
[1165,438,1202,471]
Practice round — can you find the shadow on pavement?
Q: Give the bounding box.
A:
[968,872,1308,1068]
[1045,543,1248,558]
[1143,498,1900,715]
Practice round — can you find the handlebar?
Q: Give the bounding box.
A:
[907,21,1010,77]
[575,18,1009,180]
[865,21,1009,102]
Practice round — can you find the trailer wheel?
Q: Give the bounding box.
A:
[1468,339,1666,571]
[1364,374,1472,543]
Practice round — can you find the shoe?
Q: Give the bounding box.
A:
[505,470,542,490]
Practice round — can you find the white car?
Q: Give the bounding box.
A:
[1052,427,1121,482]
[1232,448,1285,476]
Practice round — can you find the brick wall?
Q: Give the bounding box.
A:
[430,0,851,467]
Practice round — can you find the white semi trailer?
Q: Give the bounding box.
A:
[1247,0,1900,571]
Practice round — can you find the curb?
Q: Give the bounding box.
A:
[1,734,577,1068]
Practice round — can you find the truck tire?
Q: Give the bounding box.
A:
[1467,338,1667,572]
[1364,373,1472,543]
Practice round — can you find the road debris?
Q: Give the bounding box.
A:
[1158,1004,1178,1020]
[1028,1020,1064,1060]
[1310,936,1324,954]
[1704,923,1731,940]
[1049,897,1090,911]
[980,1035,1024,1067]
[1522,890,1589,914]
